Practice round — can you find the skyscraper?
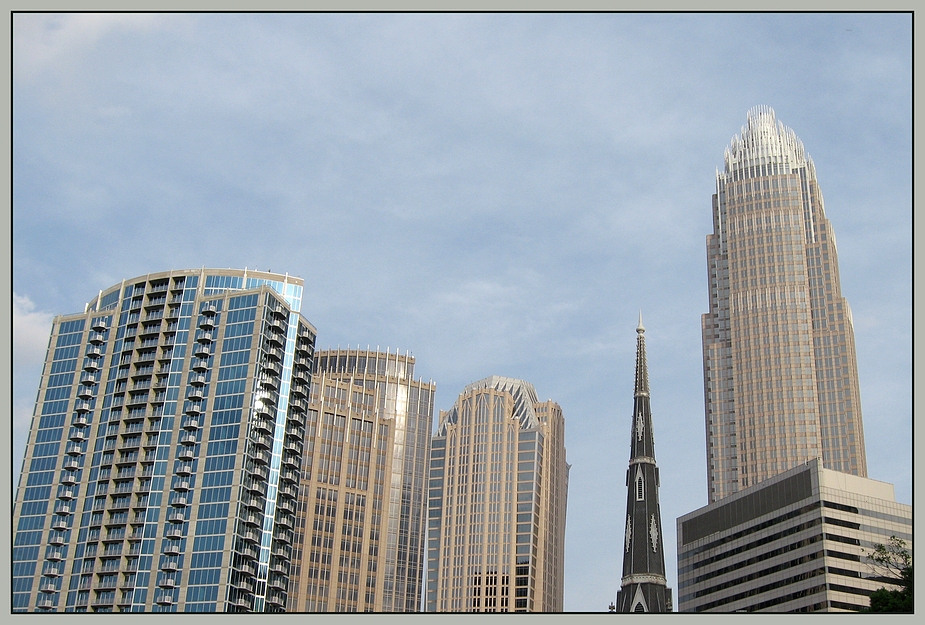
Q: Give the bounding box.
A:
[702,106,867,502]
[287,347,435,612]
[425,376,568,612]
[615,318,670,613]
[13,269,316,613]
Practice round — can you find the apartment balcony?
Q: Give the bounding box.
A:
[241,529,261,544]
[165,526,184,540]
[175,464,193,476]
[281,453,300,470]
[36,597,57,610]
[279,467,299,484]
[248,463,269,482]
[69,428,88,443]
[177,447,195,461]
[252,415,273,434]
[169,495,189,508]
[250,449,271,465]
[250,432,272,449]
[198,315,215,330]
[65,442,87,457]
[191,357,210,372]
[50,517,70,532]
[43,565,64,578]
[172,480,191,492]
[189,373,207,387]
[48,531,67,546]
[186,387,204,401]
[201,303,217,316]
[158,577,177,589]
[193,343,211,358]
[39,580,60,593]
[184,402,203,417]
[75,401,93,414]
[161,541,182,556]
[160,559,179,572]
[167,511,187,524]
[63,458,81,471]
[57,488,77,501]
[45,549,65,562]
[86,345,104,357]
[54,502,75,516]
[258,374,279,392]
[154,593,175,606]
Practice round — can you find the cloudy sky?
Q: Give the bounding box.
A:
[12,13,911,612]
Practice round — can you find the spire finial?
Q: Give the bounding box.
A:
[637,311,645,334]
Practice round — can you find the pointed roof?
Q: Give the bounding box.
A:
[635,312,649,398]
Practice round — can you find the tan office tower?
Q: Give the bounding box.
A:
[425,376,568,612]
[703,106,867,503]
[287,348,435,612]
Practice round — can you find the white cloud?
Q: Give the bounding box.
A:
[13,292,54,369]
[13,13,180,81]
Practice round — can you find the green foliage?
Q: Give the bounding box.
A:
[864,536,913,613]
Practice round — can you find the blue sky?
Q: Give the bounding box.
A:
[12,13,911,612]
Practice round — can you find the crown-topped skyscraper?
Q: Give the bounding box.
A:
[702,106,867,502]
[615,316,670,613]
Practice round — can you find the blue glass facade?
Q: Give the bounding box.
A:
[13,269,316,613]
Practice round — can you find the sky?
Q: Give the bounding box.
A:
[12,13,912,612]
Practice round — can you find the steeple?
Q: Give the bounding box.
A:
[615,319,671,612]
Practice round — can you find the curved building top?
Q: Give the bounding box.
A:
[439,375,540,434]
[722,105,816,181]
[84,268,306,318]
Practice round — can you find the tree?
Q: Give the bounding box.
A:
[864,536,912,613]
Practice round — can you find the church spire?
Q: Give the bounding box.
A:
[616,318,671,612]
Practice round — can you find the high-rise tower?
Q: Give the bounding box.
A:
[615,318,670,613]
[702,106,867,502]
[287,347,435,612]
[13,269,316,613]
[426,376,568,612]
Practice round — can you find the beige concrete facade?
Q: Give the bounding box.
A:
[425,377,568,612]
[287,349,435,612]
[677,458,911,613]
[703,106,867,503]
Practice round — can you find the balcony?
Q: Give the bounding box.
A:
[161,541,181,556]
[263,360,282,377]
[188,373,207,387]
[184,403,203,417]
[165,526,184,540]
[191,358,210,372]
[186,388,204,401]
[275,513,294,529]
[57,488,76,501]
[281,453,300,469]
[258,375,279,392]
[264,346,283,361]
[169,495,189,508]
[167,511,187,524]
[45,549,65,562]
[193,343,211,358]
[243,496,264,510]
[249,463,269,481]
[201,303,217,316]
[172,480,191,492]
[158,577,177,589]
[177,447,195,461]
[54,502,75,516]
[75,401,93,414]
[179,433,198,446]
[86,345,104,358]
[36,597,57,610]
[198,316,215,330]
[241,529,261,544]
[48,531,67,546]
[43,565,64,578]
[250,432,272,449]
[69,428,88,442]
[154,593,175,606]
[252,416,273,434]
[279,467,299,483]
[39,580,60,593]
[241,511,262,526]
[175,463,193,476]
[160,559,179,572]
[51,517,70,532]
[251,449,271,465]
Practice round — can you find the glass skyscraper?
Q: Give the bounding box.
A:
[426,376,568,613]
[702,107,867,502]
[287,347,435,612]
[12,268,316,612]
